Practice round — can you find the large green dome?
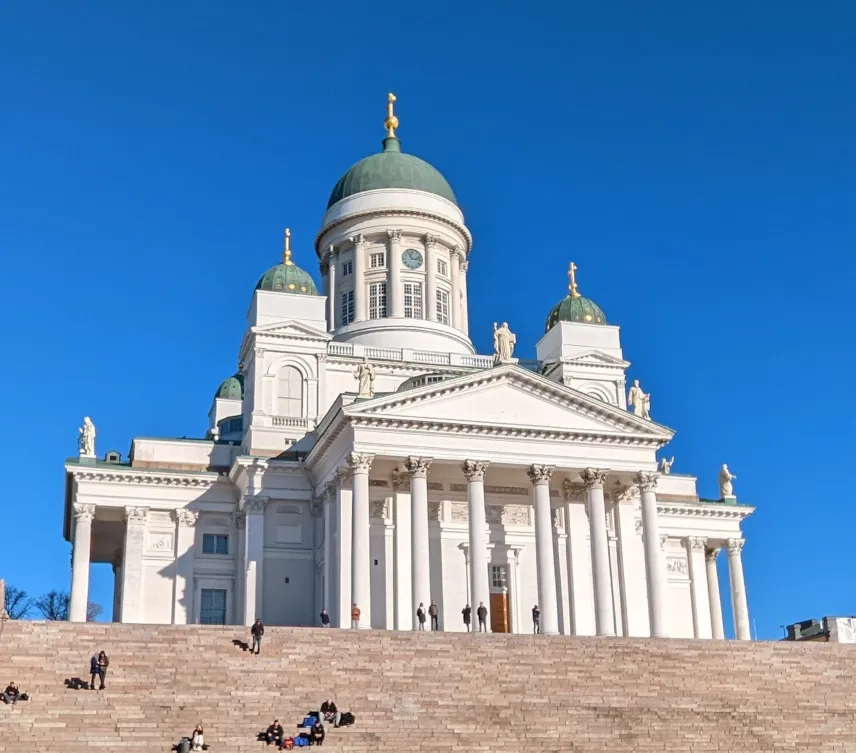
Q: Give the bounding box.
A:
[215,373,244,400]
[327,137,457,209]
[256,229,319,296]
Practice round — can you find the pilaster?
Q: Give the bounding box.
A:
[172,509,198,625]
[120,506,149,624]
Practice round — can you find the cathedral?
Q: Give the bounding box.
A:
[64,94,753,639]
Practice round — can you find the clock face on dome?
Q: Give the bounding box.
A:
[402,248,423,269]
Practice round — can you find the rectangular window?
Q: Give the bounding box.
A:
[491,565,508,589]
[369,282,387,319]
[436,289,450,325]
[369,252,385,269]
[341,291,355,324]
[437,259,448,276]
[199,588,227,625]
[342,260,354,276]
[202,534,229,555]
[403,282,423,319]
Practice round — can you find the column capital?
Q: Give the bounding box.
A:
[404,456,432,479]
[462,459,489,482]
[459,260,469,273]
[705,547,721,562]
[350,233,366,248]
[348,452,374,474]
[311,499,324,518]
[244,496,267,515]
[386,229,402,242]
[561,479,587,502]
[726,538,745,555]
[424,233,438,249]
[235,511,247,530]
[581,468,609,490]
[634,471,660,492]
[683,536,706,552]
[173,509,199,527]
[527,464,554,486]
[336,465,353,482]
[73,502,96,523]
[125,506,149,524]
[323,479,339,498]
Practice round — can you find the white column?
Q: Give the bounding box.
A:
[705,547,726,639]
[234,513,246,625]
[683,537,712,638]
[636,472,668,638]
[326,248,337,331]
[352,234,368,322]
[726,539,751,640]
[463,460,490,627]
[459,259,469,336]
[528,464,559,635]
[111,555,123,623]
[506,547,522,634]
[322,484,333,613]
[406,456,432,625]
[120,507,148,623]
[69,503,95,623]
[424,235,438,322]
[392,475,412,630]
[172,509,198,625]
[243,497,266,625]
[387,230,403,317]
[350,453,373,628]
[335,470,353,628]
[450,247,461,330]
[582,469,614,636]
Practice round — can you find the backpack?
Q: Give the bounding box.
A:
[339,711,355,726]
[293,735,310,747]
[282,738,294,751]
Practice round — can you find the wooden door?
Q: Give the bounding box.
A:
[490,593,510,633]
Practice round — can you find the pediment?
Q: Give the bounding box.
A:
[347,365,672,440]
[252,320,331,341]
[563,350,630,368]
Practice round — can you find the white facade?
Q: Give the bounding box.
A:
[63,113,754,639]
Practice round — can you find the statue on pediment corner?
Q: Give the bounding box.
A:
[354,358,376,398]
[78,416,96,457]
[493,321,516,363]
[627,380,651,419]
[658,456,675,475]
[719,464,737,498]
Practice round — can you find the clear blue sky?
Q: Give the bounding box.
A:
[1,2,854,638]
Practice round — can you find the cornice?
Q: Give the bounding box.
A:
[658,502,754,520]
[69,466,225,489]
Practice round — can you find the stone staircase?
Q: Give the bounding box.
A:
[0,621,854,752]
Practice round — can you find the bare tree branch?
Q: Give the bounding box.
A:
[86,602,102,622]
[5,585,32,620]
[34,591,69,621]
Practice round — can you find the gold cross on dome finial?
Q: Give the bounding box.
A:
[385,92,399,138]
[568,261,580,298]
[283,228,293,266]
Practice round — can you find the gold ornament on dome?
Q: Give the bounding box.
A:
[283,228,293,266]
[568,261,580,298]
[385,92,399,138]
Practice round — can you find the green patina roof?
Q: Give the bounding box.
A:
[545,294,607,332]
[216,373,244,400]
[327,137,457,209]
[256,263,319,296]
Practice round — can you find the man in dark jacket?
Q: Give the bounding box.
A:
[416,603,426,630]
[319,608,330,627]
[428,600,439,631]
[476,602,488,632]
[265,719,284,746]
[1,683,22,704]
[462,604,472,632]
[309,719,325,746]
[532,604,541,634]
[251,618,264,655]
[320,699,341,728]
[89,653,99,690]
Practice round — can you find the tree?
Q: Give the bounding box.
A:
[4,585,32,619]
[86,602,102,622]
[34,591,69,621]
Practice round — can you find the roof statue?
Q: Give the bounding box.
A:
[719,464,737,498]
[493,322,516,363]
[78,416,96,457]
[627,380,651,419]
[354,358,376,398]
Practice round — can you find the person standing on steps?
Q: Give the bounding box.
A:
[476,602,488,632]
[532,605,541,635]
[319,608,331,627]
[351,603,361,629]
[416,603,426,630]
[251,618,264,655]
[462,604,472,632]
[429,600,439,631]
[96,651,109,690]
[89,652,99,690]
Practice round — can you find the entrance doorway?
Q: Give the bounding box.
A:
[199,589,227,625]
[489,565,511,633]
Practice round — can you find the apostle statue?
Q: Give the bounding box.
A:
[719,464,737,498]
[0,578,7,620]
[627,380,651,419]
[354,359,376,398]
[78,416,96,457]
[493,321,516,363]
[658,456,675,475]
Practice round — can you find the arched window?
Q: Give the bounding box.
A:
[275,366,303,417]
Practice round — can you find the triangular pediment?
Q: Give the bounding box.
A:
[252,320,331,341]
[562,350,630,368]
[346,365,672,440]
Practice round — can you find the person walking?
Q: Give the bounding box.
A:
[251,618,264,655]
[532,605,541,634]
[416,603,426,631]
[462,604,472,632]
[351,603,361,629]
[477,602,488,633]
[320,608,331,627]
[429,600,439,631]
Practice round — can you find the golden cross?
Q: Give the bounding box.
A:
[568,261,580,297]
[283,228,293,265]
[385,92,399,138]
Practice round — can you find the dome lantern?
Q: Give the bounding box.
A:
[545,262,608,332]
[256,228,319,295]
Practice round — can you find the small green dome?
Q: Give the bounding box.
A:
[216,373,244,400]
[256,263,318,295]
[327,137,457,209]
[546,295,607,332]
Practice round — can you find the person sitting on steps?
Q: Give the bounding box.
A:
[320,699,341,728]
[190,723,205,751]
[251,618,264,655]
[1,682,25,705]
[309,719,325,746]
[265,719,284,747]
